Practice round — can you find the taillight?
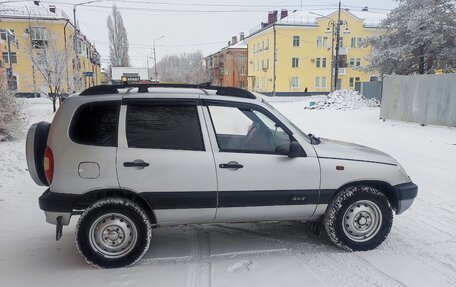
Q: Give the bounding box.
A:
[44,146,54,185]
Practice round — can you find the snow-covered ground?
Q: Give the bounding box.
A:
[1,97,456,287]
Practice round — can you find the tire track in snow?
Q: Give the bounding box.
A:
[353,254,407,287]
[187,226,211,287]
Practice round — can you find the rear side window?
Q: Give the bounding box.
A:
[70,101,120,147]
[126,104,204,151]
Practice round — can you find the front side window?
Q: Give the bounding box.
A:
[126,104,204,151]
[208,105,291,155]
[70,101,120,147]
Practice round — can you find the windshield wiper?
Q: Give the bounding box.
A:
[308,133,321,145]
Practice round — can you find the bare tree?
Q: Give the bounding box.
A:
[154,51,207,83]
[107,4,130,67]
[24,28,74,112]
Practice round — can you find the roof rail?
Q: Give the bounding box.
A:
[79,83,256,99]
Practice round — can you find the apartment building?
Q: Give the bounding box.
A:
[0,4,101,96]
[204,34,248,88]
[246,9,385,95]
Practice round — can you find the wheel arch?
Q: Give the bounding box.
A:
[73,189,157,226]
[333,180,398,212]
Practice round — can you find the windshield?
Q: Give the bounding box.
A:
[262,99,311,142]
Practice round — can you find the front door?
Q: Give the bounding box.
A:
[116,100,217,225]
[203,102,320,222]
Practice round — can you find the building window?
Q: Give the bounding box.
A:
[261,41,264,51]
[292,57,299,68]
[351,37,356,48]
[322,76,327,88]
[355,58,361,67]
[339,37,344,47]
[315,77,320,88]
[323,36,328,48]
[2,52,17,64]
[8,74,18,90]
[0,29,15,41]
[240,66,245,75]
[265,39,269,50]
[349,77,354,88]
[31,27,47,46]
[358,37,363,47]
[316,36,322,48]
[316,57,321,68]
[349,58,355,67]
[322,58,327,68]
[291,76,299,88]
[293,36,300,47]
[0,29,6,41]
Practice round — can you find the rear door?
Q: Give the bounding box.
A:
[116,99,217,225]
[202,101,321,222]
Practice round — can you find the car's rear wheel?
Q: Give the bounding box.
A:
[324,185,393,251]
[76,198,152,268]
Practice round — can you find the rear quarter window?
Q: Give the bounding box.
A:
[69,101,120,147]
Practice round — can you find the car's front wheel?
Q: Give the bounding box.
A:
[75,198,152,268]
[324,185,393,251]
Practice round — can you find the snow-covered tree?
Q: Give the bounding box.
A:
[366,0,456,75]
[25,30,73,112]
[0,73,25,141]
[154,51,207,83]
[107,4,130,67]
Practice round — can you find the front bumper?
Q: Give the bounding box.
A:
[39,189,80,225]
[393,182,418,214]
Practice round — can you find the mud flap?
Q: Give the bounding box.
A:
[56,216,63,241]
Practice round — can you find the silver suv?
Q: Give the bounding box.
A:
[26,84,417,268]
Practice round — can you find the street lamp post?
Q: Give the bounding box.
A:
[153,35,164,82]
[73,0,104,89]
[310,1,349,92]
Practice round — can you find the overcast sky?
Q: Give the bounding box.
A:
[11,0,399,68]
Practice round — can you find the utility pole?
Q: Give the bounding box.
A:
[5,29,14,89]
[334,0,341,91]
[272,24,277,97]
[153,35,164,82]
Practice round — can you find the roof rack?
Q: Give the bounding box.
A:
[79,83,256,99]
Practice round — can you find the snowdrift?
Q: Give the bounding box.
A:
[305,90,380,110]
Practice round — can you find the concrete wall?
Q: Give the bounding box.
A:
[381,74,456,127]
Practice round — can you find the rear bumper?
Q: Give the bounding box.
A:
[39,189,80,225]
[393,182,418,214]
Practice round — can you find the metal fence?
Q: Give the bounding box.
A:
[357,81,383,100]
[380,73,456,127]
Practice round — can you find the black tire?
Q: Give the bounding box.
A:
[324,185,393,251]
[75,198,152,268]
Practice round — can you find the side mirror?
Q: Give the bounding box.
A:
[288,141,302,158]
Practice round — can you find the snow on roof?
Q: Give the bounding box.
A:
[228,40,247,49]
[276,8,386,27]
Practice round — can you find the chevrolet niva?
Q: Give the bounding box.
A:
[26,84,417,268]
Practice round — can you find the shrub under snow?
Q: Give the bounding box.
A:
[0,76,26,141]
[305,90,380,110]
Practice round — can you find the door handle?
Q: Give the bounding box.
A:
[219,161,243,169]
[124,160,149,168]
